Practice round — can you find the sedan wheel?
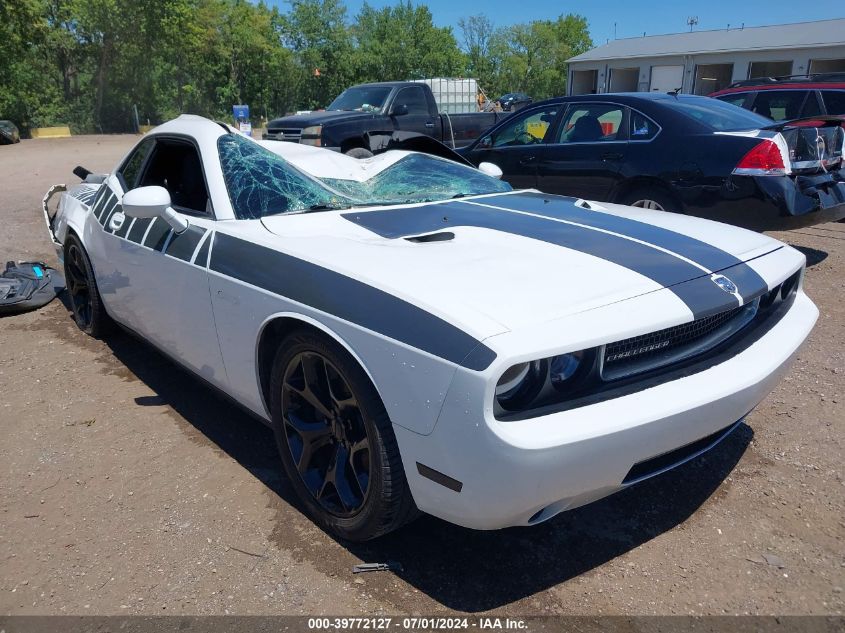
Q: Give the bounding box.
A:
[270,329,417,541]
[630,198,666,211]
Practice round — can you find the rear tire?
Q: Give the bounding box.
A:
[63,234,110,337]
[619,187,681,213]
[269,328,416,541]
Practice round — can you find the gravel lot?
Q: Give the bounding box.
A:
[0,136,843,616]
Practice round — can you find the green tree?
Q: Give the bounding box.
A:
[490,14,592,100]
[279,0,355,110]
[354,1,464,83]
[458,14,496,95]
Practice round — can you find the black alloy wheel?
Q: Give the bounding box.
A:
[282,350,372,516]
[63,234,108,337]
[269,329,417,541]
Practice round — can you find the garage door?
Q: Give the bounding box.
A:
[650,65,684,93]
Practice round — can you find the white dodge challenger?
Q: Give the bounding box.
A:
[44,115,817,541]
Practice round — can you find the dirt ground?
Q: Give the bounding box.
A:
[0,136,843,617]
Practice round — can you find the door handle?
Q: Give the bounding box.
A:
[601,152,624,161]
[519,155,537,166]
[425,122,435,128]
[109,211,125,232]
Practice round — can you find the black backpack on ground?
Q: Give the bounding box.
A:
[0,261,64,316]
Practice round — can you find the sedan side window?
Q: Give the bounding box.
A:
[630,111,659,141]
[117,138,154,192]
[137,139,211,215]
[557,104,625,143]
[491,107,559,147]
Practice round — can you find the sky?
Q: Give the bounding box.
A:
[270,0,844,45]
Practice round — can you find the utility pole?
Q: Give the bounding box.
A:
[687,16,699,32]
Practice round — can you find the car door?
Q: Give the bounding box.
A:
[390,86,437,138]
[90,135,227,387]
[466,104,562,190]
[747,90,811,121]
[536,102,629,201]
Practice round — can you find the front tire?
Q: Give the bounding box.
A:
[269,329,416,541]
[63,234,109,337]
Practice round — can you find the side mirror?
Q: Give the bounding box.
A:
[391,104,409,116]
[478,135,492,149]
[122,186,188,233]
[478,162,503,179]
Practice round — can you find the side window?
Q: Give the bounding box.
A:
[557,103,625,143]
[117,138,154,191]
[629,111,659,141]
[138,139,210,215]
[394,87,429,115]
[750,91,808,121]
[491,106,559,147]
[801,92,822,118]
[821,91,845,116]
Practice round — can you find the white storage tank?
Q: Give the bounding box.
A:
[412,78,479,114]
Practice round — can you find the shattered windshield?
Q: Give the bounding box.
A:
[218,134,353,219]
[218,134,511,220]
[319,154,511,204]
[327,86,391,113]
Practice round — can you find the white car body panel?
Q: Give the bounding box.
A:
[44,115,818,531]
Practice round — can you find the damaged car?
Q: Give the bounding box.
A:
[44,115,817,540]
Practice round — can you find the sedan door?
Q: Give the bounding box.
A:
[536,102,628,201]
[90,136,227,388]
[464,104,562,190]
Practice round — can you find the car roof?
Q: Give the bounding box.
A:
[711,83,845,96]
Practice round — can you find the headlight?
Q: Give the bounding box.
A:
[550,351,584,390]
[494,350,591,414]
[495,360,546,411]
[300,125,322,146]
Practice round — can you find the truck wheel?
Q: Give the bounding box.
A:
[345,147,373,159]
[269,328,417,541]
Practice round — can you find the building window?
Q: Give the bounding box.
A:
[809,59,845,75]
[693,64,734,95]
[748,61,793,79]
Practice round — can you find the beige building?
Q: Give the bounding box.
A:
[567,18,845,96]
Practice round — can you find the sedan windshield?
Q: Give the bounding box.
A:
[218,134,511,220]
[327,86,392,113]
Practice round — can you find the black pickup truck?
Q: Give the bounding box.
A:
[263,81,508,155]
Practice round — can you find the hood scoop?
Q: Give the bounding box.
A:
[404,231,455,243]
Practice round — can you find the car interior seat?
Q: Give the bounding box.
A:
[568,115,603,142]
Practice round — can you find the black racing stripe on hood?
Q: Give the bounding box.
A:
[209,233,497,371]
[343,202,735,318]
[483,192,750,274]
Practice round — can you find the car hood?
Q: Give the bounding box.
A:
[259,191,781,339]
[267,110,375,129]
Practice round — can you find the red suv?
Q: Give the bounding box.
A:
[710,73,845,121]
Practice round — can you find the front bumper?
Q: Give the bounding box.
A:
[395,290,817,530]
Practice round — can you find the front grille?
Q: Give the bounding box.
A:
[266,128,302,142]
[602,301,757,381]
